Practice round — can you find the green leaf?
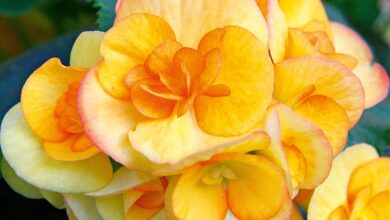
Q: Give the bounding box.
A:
[0,0,42,16]
[347,97,390,155]
[88,0,116,31]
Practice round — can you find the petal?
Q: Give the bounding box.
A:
[88,166,154,197]
[131,81,176,118]
[154,130,270,176]
[353,63,389,109]
[95,195,125,220]
[278,0,331,36]
[65,194,103,220]
[129,110,269,165]
[1,157,42,199]
[195,26,273,136]
[348,158,390,198]
[275,104,333,189]
[361,191,390,219]
[267,0,288,63]
[170,164,228,220]
[290,204,304,220]
[99,14,176,98]
[331,22,390,108]
[274,56,364,128]
[79,67,161,171]
[21,58,87,142]
[43,135,100,161]
[126,205,161,220]
[294,95,349,156]
[215,153,289,219]
[116,0,268,48]
[1,104,112,193]
[308,144,379,220]
[328,206,349,220]
[39,189,65,209]
[70,31,105,68]
[258,110,293,195]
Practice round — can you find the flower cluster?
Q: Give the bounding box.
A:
[1,0,389,220]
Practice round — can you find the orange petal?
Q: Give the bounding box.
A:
[215,153,289,219]
[203,84,231,97]
[331,22,389,108]
[308,144,379,219]
[126,205,161,220]
[267,0,288,63]
[116,0,268,48]
[291,204,304,220]
[98,14,176,98]
[135,191,164,209]
[275,104,333,189]
[348,158,390,199]
[43,135,99,161]
[274,56,364,128]
[278,0,332,37]
[125,65,152,88]
[79,67,161,171]
[294,95,349,156]
[131,81,176,119]
[171,164,227,220]
[195,26,273,136]
[21,58,87,142]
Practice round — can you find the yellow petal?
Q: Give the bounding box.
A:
[294,95,349,156]
[328,205,349,220]
[126,205,161,220]
[129,110,268,165]
[361,191,390,220]
[1,157,42,199]
[1,104,112,193]
[43,135,100,162]
[116,0,268,48]
[220,153,289,219]
[70,31,105,68]
[278,0,332,37]
[99,14,176,98]
[291,204,304,220]
[95,195,125,220]
[348,158,390,198]
[276,104,332,189]
[274,56,364,128]
[171,164,227,220]
[195,26,273,136]
[79,67,161,171]
[308,144,379,220]
[65,194,103,220]
[331,22,389,108]
[258,109,293,196]
[88,166,154,197]
[267,0,288,63]
[21,58,87,142]
[39,189,65,209]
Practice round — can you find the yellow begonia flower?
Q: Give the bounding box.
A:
[0,31,113,193]
[166,152,291,220]
[257,0,389,155]
[259,108,332,196]
[308,144,390,220]
[79,1,275,167]
[69,166,169,220]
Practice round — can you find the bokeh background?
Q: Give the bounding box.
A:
[0,0,389,219]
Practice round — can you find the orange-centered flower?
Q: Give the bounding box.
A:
[79,10,274,167]
[308,144,390,220]
[21,58,100,161]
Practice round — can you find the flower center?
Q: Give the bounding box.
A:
[55,82,92,152]
[126,39,231,118]
[202,164,237,185]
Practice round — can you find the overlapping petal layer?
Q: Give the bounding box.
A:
[1,104,112,193]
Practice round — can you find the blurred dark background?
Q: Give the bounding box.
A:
[0,0,389,219]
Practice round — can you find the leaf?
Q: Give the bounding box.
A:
[87,0,116,31]
[0,0,42,16]
[347,97,390,155]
